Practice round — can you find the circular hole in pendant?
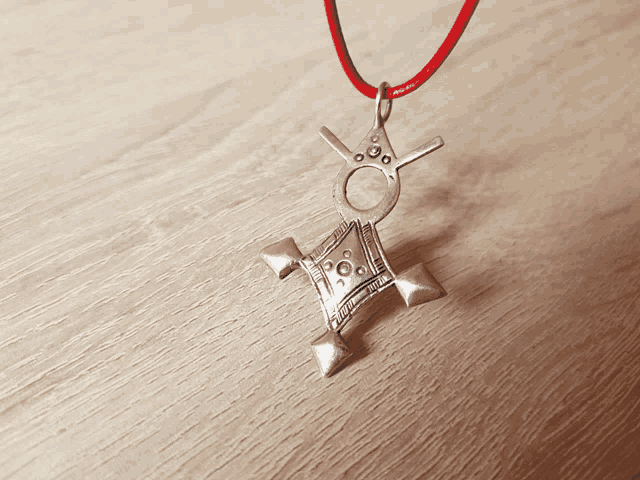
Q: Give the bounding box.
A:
[346,166,387,210]
[382,155,391,164]
[354,153,364,162]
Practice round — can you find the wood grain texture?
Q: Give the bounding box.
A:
[1,0,639,478]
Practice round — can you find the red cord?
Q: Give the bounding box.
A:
[324,0,480,99]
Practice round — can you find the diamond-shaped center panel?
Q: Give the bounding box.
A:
[321,226,374,300]
[300,221,394,331]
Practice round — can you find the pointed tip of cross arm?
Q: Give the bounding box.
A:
[395,263,447,308]
[260,237,303,279]
[311,330,353,377]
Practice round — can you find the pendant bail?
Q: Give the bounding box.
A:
[374,82,392,128]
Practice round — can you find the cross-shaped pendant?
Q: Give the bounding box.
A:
[261,83,447,377]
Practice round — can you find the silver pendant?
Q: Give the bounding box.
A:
[261,83,447,377]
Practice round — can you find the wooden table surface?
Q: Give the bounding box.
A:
[2,0,639,478]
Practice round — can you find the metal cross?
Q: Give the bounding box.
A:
[261,83,447,377]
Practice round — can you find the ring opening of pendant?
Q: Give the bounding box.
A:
[346,166,387,210]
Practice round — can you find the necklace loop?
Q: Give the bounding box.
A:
[374,82,392,128]
[324,0,480,99]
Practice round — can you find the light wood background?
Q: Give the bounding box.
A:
[1,0,639,478]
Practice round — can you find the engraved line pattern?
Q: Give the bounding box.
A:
[335,280,396,331]
[337,273,384,311]
[301,260,336,329]
[337,298,358,323]
[366,276,391,294]
[309,220,351,262]
[369,221,396,276]
[361,222,386,274]
[335,273,393,329]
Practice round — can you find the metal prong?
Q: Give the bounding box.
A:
[260,237,303,279]
[395,136,444,170]
[319,126,351,161]
[395,263,447,307]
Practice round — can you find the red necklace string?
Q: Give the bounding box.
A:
[324,0,480,99]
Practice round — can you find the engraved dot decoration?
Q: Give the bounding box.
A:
[336,261,352,277]
[371,135,379,142]
[324,250,369,286]
[382,154,391,164]
[354,153,364,162]
[367,144,381,158]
